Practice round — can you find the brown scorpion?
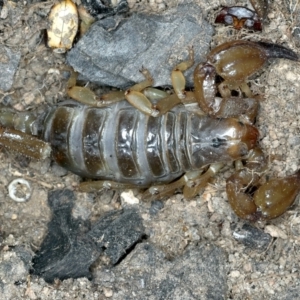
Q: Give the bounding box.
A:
[0,40,299,221]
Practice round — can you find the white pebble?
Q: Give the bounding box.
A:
[120,190,139,205]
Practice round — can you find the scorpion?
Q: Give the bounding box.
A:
[0,40,299,221]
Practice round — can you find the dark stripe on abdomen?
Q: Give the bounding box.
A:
[116,110,139,178]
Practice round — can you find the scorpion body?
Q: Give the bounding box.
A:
[2,101,257,186]
[1,40,300,221]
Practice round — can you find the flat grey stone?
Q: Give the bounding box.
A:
[67,3,214,89]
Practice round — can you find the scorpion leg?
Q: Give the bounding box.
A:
[142,87,169,100]
[183,163,224,199]
[226,147,300,220]
[68,47,196,116]
[127,48,196,116]
[124,68,162,117]
[154,48,197,113]
[171,47,194,99]
[67,70,125,107]
[78,180,140,193]
[137,87,184,114]
[142,176,187,202]
[142,163,224,201]
[153,91,196,115]
[125,67,194,116]
[67,67,184,115]
[67,69,166,110]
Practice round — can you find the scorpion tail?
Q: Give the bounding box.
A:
[258,42,299,61]
[0,106,51,160]
[0,127,51,160]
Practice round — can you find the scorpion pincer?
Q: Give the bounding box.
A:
[0,40,299,221]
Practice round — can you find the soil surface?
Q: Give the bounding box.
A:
[0,0,300,299]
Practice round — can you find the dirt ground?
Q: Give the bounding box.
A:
[0,0,300,299]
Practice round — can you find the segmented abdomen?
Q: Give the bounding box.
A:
[43,102,245,186]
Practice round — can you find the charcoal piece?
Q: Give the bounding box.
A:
[82,0,128,17]
[32,189,145,282]
[111,243,227,299]
[67,3,214,88]
[31,189,99,283]
[233,223,272,251]
[88,208,145,264]
[0,46,21,91]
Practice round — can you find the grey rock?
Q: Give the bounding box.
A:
[110,242,227,299]
[232,223,272,251]
[0,46,21,91]
[67,3,214,89]
[0,246,33,284]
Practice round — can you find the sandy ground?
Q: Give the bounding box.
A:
[0,0,300,299]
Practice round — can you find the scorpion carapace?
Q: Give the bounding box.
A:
[0,40,299,221]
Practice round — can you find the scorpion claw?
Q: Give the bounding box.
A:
[193,40,297,120]
[227,169,300,220]
[207,40,298,86]
[257,41,299,61]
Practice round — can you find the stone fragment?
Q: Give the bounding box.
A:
[67,3,214,88]
[233,223,272,251]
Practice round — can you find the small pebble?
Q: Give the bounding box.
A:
[103,287,113,298]
[149,200,164,215]
[120,190,139,205]
[230,270,240,278]
[265,225,288,239]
